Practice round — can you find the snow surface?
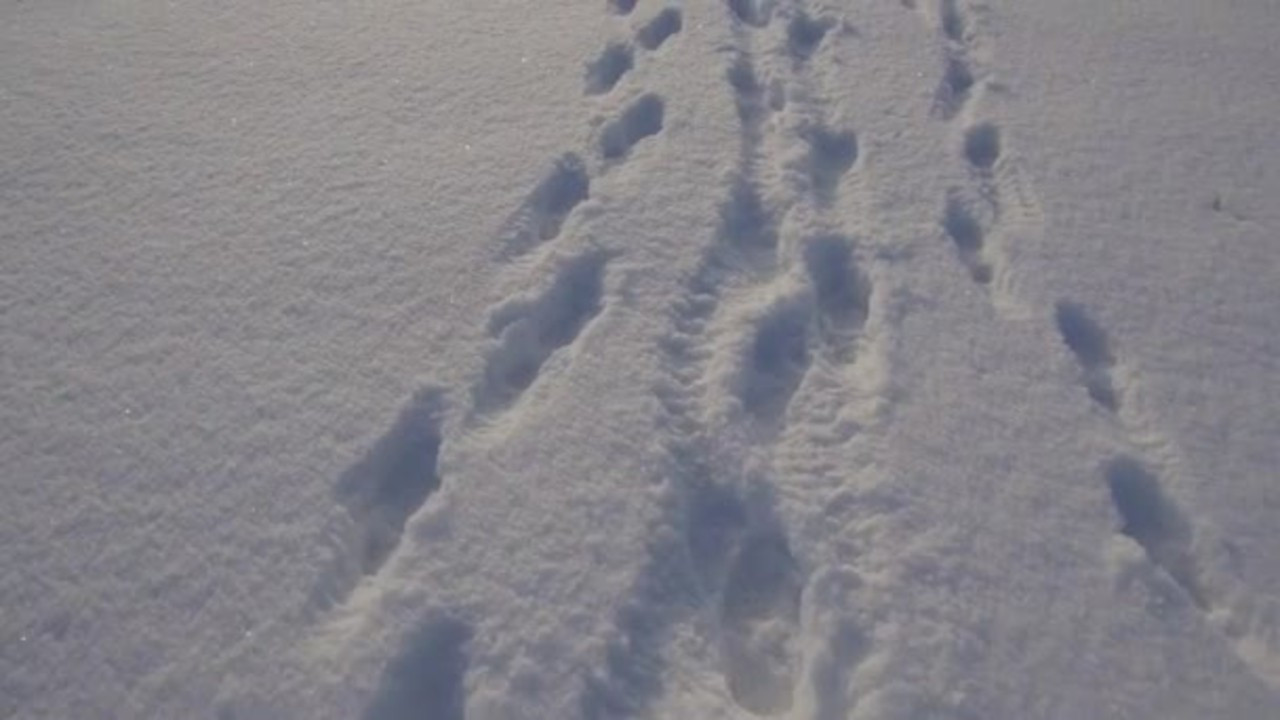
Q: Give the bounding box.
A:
[2,0,1278,718]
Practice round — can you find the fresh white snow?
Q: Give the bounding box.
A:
[2,1,1278,718]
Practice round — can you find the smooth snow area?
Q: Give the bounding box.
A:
[2,1,1278,718]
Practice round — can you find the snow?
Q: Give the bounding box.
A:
[2,0,1277,718]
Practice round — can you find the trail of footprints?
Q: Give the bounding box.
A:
[319,5,682,712]
[583,2,882,717]
[912,0,1278,690]
[320,1,1275,716]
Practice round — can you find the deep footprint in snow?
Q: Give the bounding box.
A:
[502,154,590,257]
[600,93,665,159]
[476,252,609,413]
[327,388,446,603]
[802,125,858,202]
[721,530,804,716]
[940,0,966,42]
[608,0,637,15]
[1054,301,1119,410]
[934,55,975,119]
[637,8,682,51]
[1105,456,1209,610]
[727,0,773,28]
[942,192,993,285]
[364,618,473,720]
[964,121,1001,170]
[803,235,870,347]
[585,43,634,96]
[738,299,812,422]
[719,175,778,252]
[787,11,835,61]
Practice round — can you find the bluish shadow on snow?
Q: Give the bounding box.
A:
[364,618,473,720]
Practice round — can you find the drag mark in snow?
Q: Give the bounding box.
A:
[499,154,590,258]
[585,43,635,96]
[637,8,683,51]
[600,93,666,160]
[364,618,473,720]
[1053,301,1119,411]
[475,251,610,414]
[319,389,447,609]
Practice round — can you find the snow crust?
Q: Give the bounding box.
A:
[2,1,1277,718]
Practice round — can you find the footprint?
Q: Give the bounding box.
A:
[721,530,803,716]
[1104,457,1208,610]
[940,0,965,42]
[476,252,609,413]
[601,93,665,160]
[364,618,474,720]
[934,55,974,120]
[802,125,858,202]
[803,236,870,345]
[637,8,682,51]
[719,176,778,252]
[727,0,774,28]
[502,154,590,257]
[330,389,446,591]
[686,476,751,590]
[738,298,811,422]
[963,122,1000,170]
[787,11,835,62]
[809,620,867,720]
[608,0,637,15]
[585,43,635,96]
[727,58,765,123]
[1053,301,1119,410]
[942,193,993,285]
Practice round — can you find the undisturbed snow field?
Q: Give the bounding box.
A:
[2,1,1278,718]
